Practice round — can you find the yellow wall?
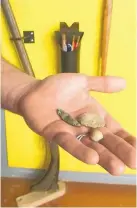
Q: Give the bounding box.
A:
[1,0,136,174]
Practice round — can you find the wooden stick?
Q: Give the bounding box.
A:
[100,0,113,76]
[16,181,66,207]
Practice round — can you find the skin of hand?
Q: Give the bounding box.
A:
[15,73,136,176]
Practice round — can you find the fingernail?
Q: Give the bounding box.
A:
[107,77,126,92]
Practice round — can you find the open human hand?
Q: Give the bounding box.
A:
[17,73,136,175]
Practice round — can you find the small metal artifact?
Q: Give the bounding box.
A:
[76,113,105,128]
[56,109,81,126]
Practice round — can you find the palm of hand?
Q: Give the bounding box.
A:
[19,74,136,175]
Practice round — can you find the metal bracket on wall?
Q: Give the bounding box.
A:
[10,31,35,43]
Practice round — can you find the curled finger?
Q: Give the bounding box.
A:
[80,136,125,175]
[99,128,136,169]
[54,132,99,165]
[115,129,136,148]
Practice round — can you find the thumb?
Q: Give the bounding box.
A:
[86,76,126,93]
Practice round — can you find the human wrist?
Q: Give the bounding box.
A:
[10,79,40,114]
[2,75,39,114]
[1,58,40,114]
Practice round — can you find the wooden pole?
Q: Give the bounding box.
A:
[100,0,113,76]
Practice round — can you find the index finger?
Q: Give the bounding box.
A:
[105,114,136,148]
[115,130,136,148]
[86,76,126,93]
